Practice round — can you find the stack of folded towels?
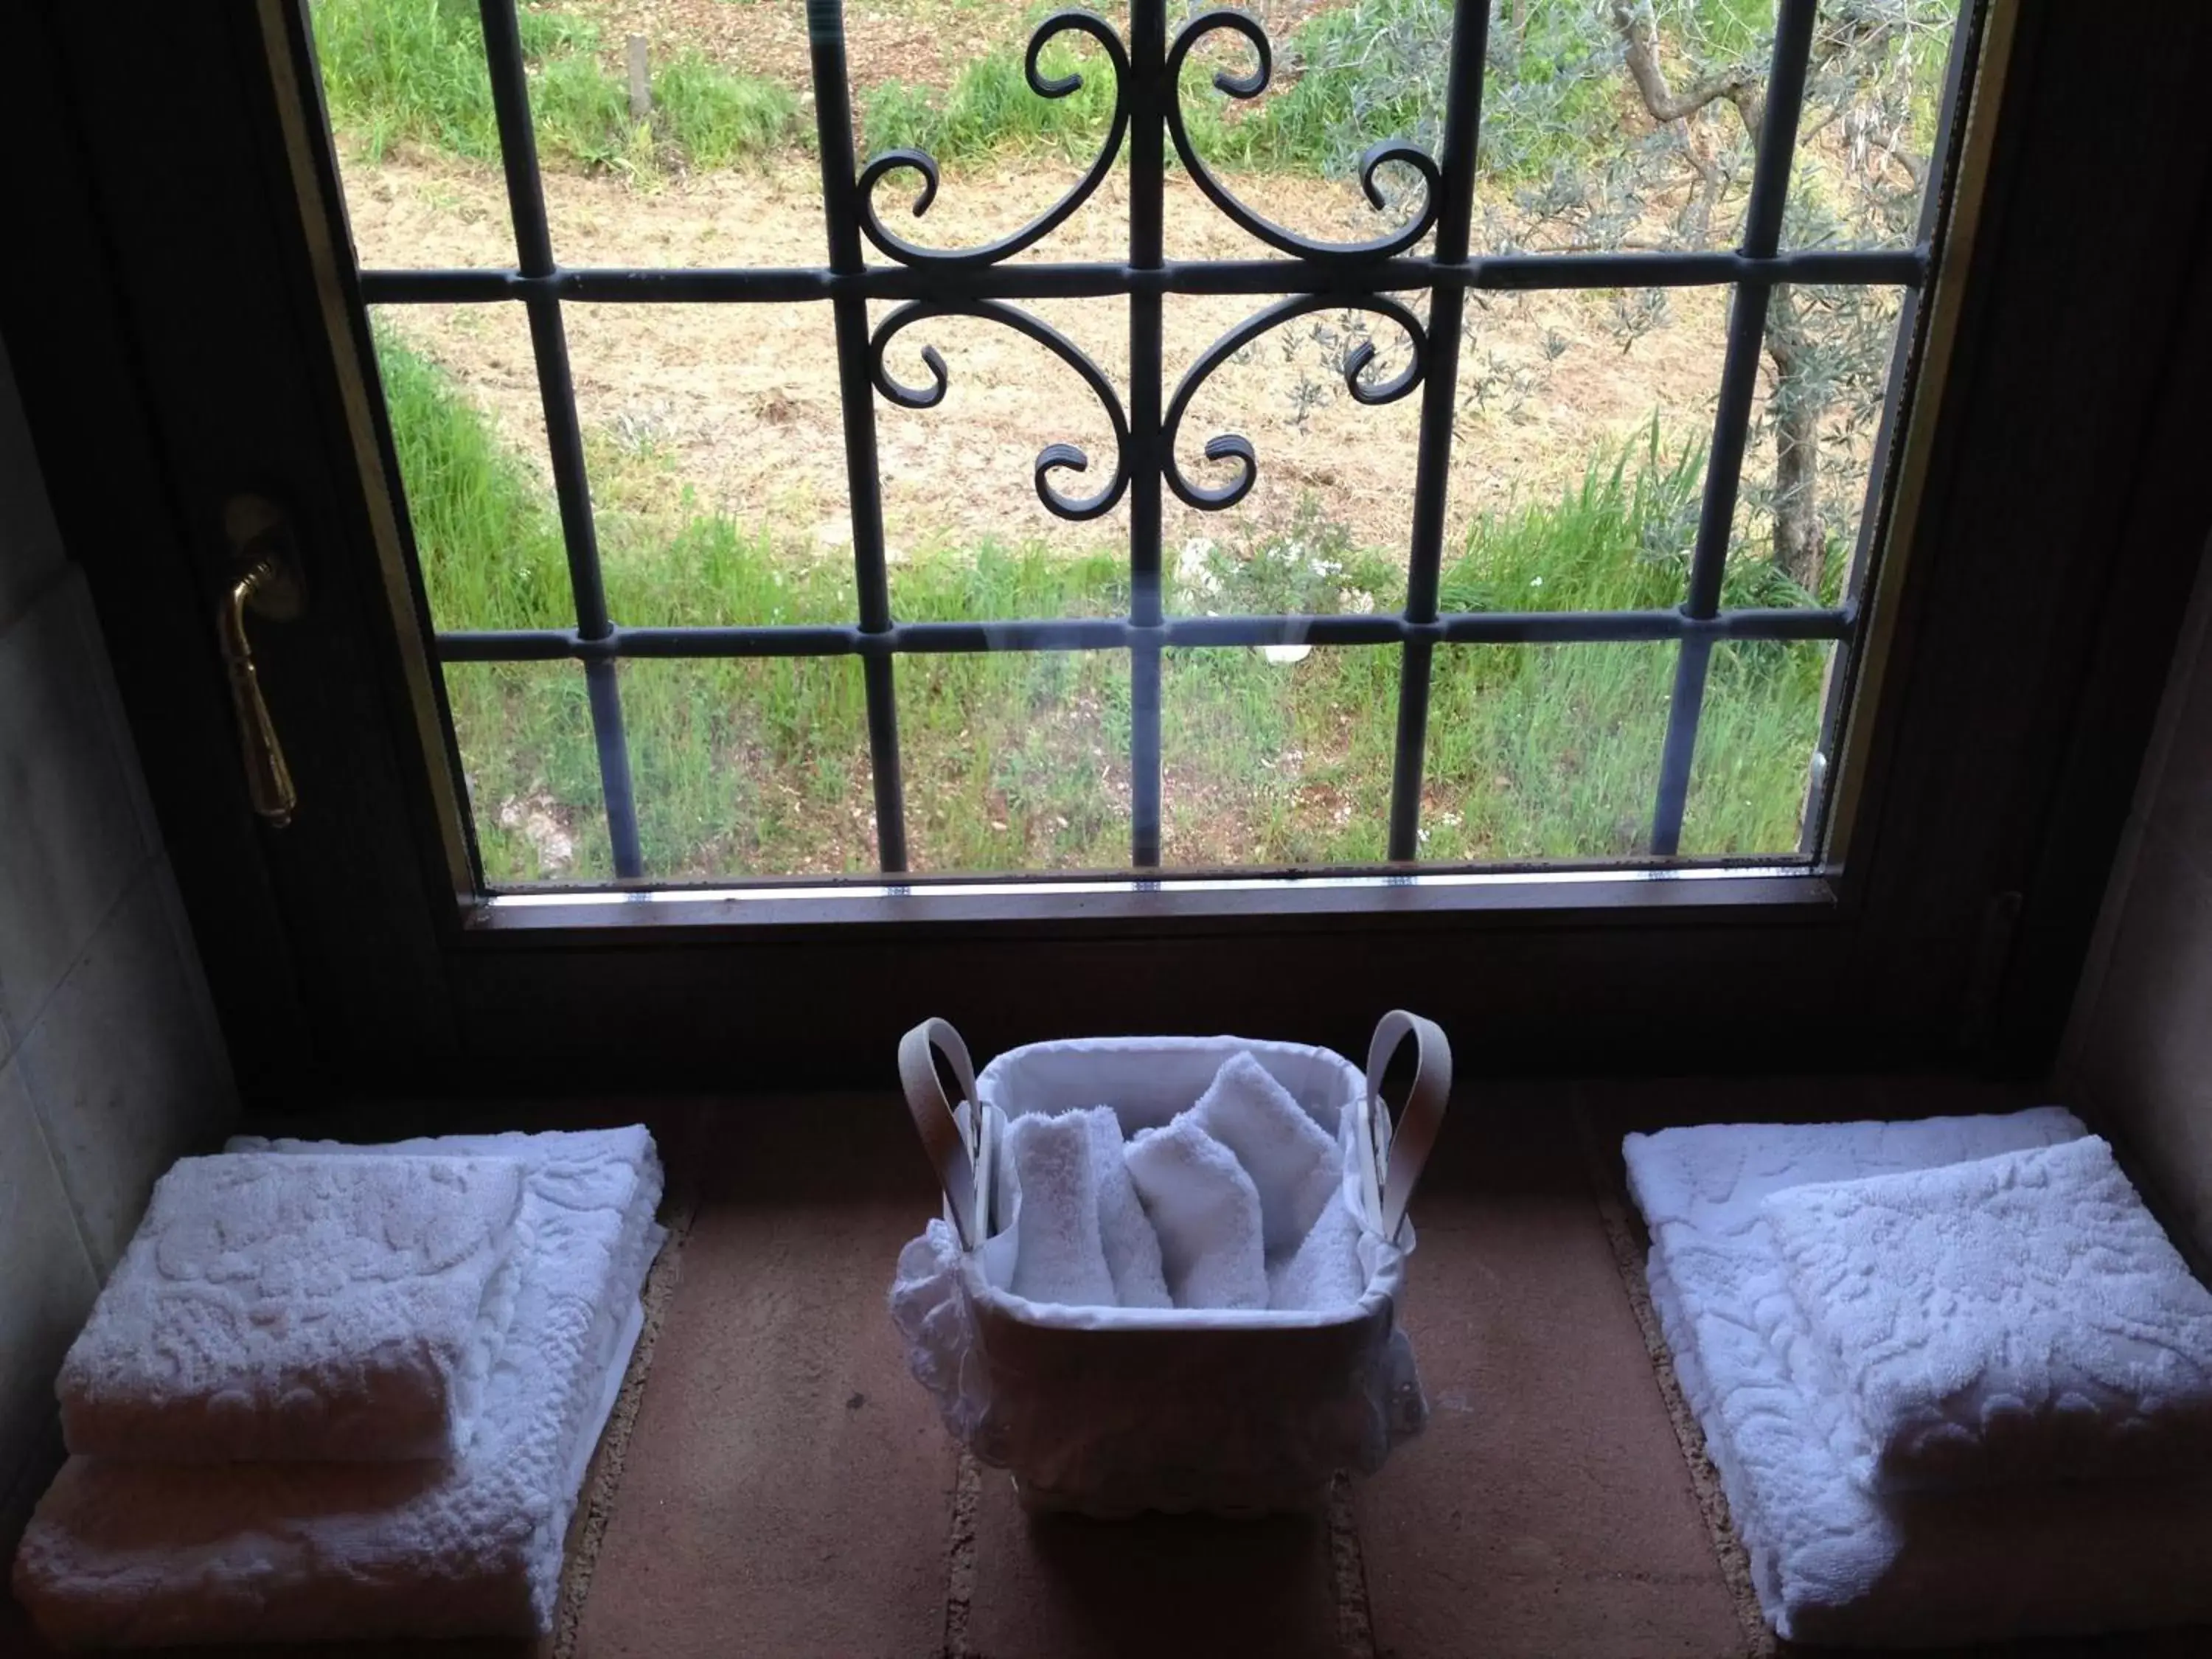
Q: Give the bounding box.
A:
[995,1052,1367,1312]
[1625,1107,2212,1648]
[13,1125,664,1649]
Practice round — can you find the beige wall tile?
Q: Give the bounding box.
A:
[2076,821,2212,1259]
[16,863,235,1271]
[0,574,155,1047]
[0,1058,99,1524]
[0,335,66,636]
[2070,534,2212,1262]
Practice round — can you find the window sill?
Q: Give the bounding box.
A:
[459,863,1837,940]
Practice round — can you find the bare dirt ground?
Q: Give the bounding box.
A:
[342,144,1729,565]
[570,0,1345,104]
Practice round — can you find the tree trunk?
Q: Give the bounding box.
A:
[1771,396,1823,591]
[1764,288,1825,592]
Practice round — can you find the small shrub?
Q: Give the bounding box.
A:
[653,50,797,170]
[313,0,503,162]
[313,0,791,175]
[531,51,635,170]
[863,38,1119,165]
[372,323,569,632]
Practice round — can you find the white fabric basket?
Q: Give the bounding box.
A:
[891,1012,1450,1516]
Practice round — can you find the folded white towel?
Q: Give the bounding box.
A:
[1763,1135,2212,1493]
[1125,1115,1268,1311]
[1266,1189,1366,1312]
[57,1153,524,1464]
[1191,1054,1342,1262]
[1626,1108,2212,1649]
[1084,1108,1173,1310]
[1006,1110,1119,1308]
[13,1127,664,1648]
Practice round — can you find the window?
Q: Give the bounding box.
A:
[313,0,1965,888]
[22,0,2195,1087]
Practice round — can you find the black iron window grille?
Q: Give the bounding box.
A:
[356,0,1940,883]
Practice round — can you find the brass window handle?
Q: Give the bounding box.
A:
[216,495,306,827]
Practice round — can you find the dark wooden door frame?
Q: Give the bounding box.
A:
[4,1,2208,1101]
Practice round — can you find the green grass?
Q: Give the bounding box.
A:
[863,35,1130,167]
[376,325,1823,883]
[858,32,1332,175]
[313,0,795,173]
[852,0,1646,179]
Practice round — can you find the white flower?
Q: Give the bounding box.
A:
[1175,537,1221,597]
[1529,575,1545,588]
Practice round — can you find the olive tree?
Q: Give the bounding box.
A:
[1284,0,1956,593]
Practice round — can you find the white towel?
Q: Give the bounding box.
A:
[1627,1108,2212,1649]
[1125,1115,1268,1311]
[13,1127,664,1648]
[1763,1135,2212,1493]
[1190,1054,1342,1262]
[1083,1109,1173,1310]
[57,1153,524,1464]
[1006,1110,1119,1308]
[1265,1190,1366,1312]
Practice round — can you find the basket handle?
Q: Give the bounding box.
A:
[897,1018,983,1249]
[1366,1010,1452,1242]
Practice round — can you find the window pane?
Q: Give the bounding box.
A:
[1163,293,1425,610]
[1422,643,1672,863]
[1795,2,1961,249]
[1475,0,1961,254]
[897,650,1130,874]
[1161,15,1430,262]
[310,0,507,271]
[622,657,877,879]
[563,302,857,626]
[869,296,1131,565]
[372,303,567,635]
[1441,285,1728,597]
[1680,639,1833,855]
[1161,646,1397,869]
[854,6,1133,264]
[1737,285,1913,605]
[443,660,605,885]
[1439,333,1730,619]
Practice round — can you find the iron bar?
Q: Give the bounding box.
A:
[1385,0,1490,860]
[475,0,641,878]
[807,0,908,872]
[436,605,1854,664]
[361,246,1924,307]
[1648,0,1818,858]
[1127,0,1166,866]
[1799,5,1984,856]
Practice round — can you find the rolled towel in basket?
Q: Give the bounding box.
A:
[1762,1133,2212,1492]
[1006,1110,1119,1308]
[1267,1189,1366,1312]
[1085,1109,1173,1310]
[1125,1116,1268,1311]
[57,1153,525,1463]
[1191,1053,1343,1262]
